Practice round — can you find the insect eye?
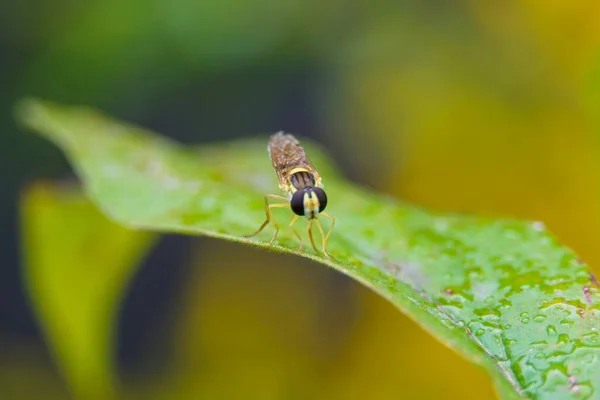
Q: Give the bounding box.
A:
[290,190,306,216]
[312,187,327,212]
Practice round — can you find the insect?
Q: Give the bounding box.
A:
[244,132,335,257]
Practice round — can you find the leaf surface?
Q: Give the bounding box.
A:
[17,99,600,399]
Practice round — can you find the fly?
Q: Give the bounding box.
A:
[244,132,335,257]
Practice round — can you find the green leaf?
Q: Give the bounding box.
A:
[17,98,600,399]
[20,182,156,399]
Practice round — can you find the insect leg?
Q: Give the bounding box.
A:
[314,219,331,258]
[266,194,288,201]
[307,220,319,254]
[288,214,303,251]
[244,194,288,246]
[321,212,335,250]
[263,203,290,247]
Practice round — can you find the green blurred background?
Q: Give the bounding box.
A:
[3,1,600,399]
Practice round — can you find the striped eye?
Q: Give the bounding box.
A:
[290,190,306,216]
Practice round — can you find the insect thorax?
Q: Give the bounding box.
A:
[289,169,316,191]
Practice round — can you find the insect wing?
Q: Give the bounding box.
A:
[268,132,320,190]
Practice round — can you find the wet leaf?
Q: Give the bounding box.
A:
[20,182,156,399]
[17,98,600,399]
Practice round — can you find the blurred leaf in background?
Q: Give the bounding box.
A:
[20,183,156,399]
[144,243,343,400]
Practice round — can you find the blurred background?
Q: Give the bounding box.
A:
[2,1,600,399]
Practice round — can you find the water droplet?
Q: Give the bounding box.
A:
[435,219,448,232]
[560,318,575,327]
[521,316,530,324]
[558,333,570,344]
[582,332,599,344]
[504,324,512,329]
[533,314,547,323]
[532,221,545,231]
[475,329,485,336]
[497,298,512,308]
[547,325,558,336]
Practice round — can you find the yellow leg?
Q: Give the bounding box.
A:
[245,194,289,247]
[307,220,318,254]
[266,194,288,201]
[321,212,335,252]
[307,213,335,258]
[312,220,331,258]
[289,214,303,251]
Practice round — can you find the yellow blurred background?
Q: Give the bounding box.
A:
[2,1,600,399]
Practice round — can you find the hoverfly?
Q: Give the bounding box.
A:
[245,132,335,257]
